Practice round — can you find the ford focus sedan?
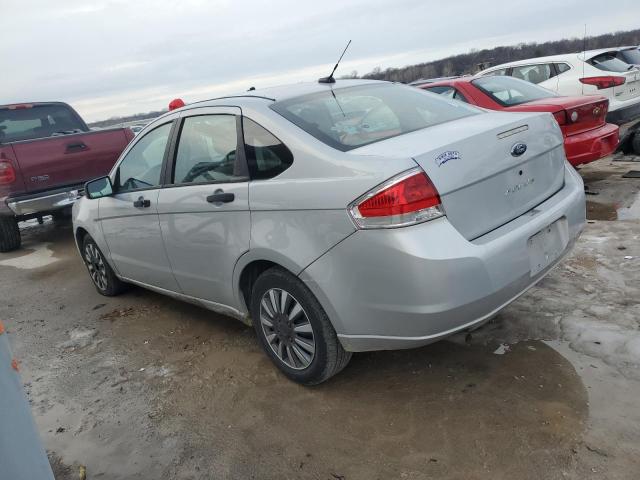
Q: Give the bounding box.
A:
[73,79,585,385]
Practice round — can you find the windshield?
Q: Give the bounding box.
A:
[0,104,86,143]
[620,48,640,65]
[588,53,634,72]
[270,83,479,151]
[472,76,556,106]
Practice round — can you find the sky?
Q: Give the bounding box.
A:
[2,0,639,122]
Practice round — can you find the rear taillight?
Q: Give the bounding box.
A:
[579,76,626,90]
[553,111,567,126]
[0,161,16,185]
[349,168,444,229]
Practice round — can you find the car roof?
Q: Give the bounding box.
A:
[478,53,583,73]
[187,79,386,108]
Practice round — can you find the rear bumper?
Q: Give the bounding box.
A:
[607,100,640,125]
[6,187,82,217]
[300,164,586,352]
[564,123,619,166]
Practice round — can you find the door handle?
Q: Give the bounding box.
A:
[133,196,151,208]
[66,142,87,151]
[206,192,235,204]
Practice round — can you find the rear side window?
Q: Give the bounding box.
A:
[0,104,86,143]
[271,83,479,151]
[425,86,468,103]
[589,53,633,72]
[472,76,556,106]
[555,63,571,74]
[511,64,555,84]
[173,115,246,185]
[242,118,293,180]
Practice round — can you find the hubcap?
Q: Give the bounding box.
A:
[84,243,108,291]
[259,288,315,370]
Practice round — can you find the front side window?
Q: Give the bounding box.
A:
[511,64,555,84]
[243,118,293,180]
[589,53,633,72]
[271,83,479,151]
[173,115,245,185]
[472,76,556,106]
[115,122,172,192]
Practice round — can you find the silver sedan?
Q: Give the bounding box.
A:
[73,79,585,384]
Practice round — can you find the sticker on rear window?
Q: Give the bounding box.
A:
[435,150,461,167]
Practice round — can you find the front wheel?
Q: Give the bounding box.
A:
[251,267,352,385]
[82,235,125,296]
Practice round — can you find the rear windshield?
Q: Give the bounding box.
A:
[472,76,556,106]
[619,48,640,65]
[588,53,634,72]
[270,83,479,151]
[0,104,86,143]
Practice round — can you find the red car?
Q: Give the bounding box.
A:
[417,76,619,167]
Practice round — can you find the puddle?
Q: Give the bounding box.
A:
[617,192,640,220]
[586,201,618,221]
[0,242,58,269]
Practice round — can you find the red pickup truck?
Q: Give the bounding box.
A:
[0,102,134,251]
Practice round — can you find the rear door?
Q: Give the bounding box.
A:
[12,129,130,192]
[156,107,250,308]
[99,119,182,291]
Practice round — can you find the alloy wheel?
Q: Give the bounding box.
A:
[84,243,108,291]
[259,288,316,370]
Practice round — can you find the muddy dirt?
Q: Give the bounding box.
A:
[2,157,639,479]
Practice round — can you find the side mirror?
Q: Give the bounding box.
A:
[85,176,113,200]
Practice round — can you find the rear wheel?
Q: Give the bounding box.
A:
[82,236,125,296]
[250,267,351,385]
[0,217,21,252]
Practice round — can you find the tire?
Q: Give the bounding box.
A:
[0,216,21,253]
[81,235,126,296]
[632,132,640,156]
[250,267,352,385]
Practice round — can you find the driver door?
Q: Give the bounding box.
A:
[156,107,250,308]
[99,119,182,292]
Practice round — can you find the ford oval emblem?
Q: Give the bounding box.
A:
[511,143,527,157]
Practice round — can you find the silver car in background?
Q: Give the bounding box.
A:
[73,79,585,384]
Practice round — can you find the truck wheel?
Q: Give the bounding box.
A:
[0,217,21,252]
[82,235,126,296]
[250,267,352,385]
[632,132,640,156]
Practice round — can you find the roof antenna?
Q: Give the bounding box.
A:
[319,40,352,84]
[581,24,587,94]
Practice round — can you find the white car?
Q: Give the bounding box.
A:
[477,50,640,126]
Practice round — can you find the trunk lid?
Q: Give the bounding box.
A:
[614,69,640,102]
[508,95,609,136]
[352,111,565,240]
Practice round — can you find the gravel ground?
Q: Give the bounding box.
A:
[1,155,639,480]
